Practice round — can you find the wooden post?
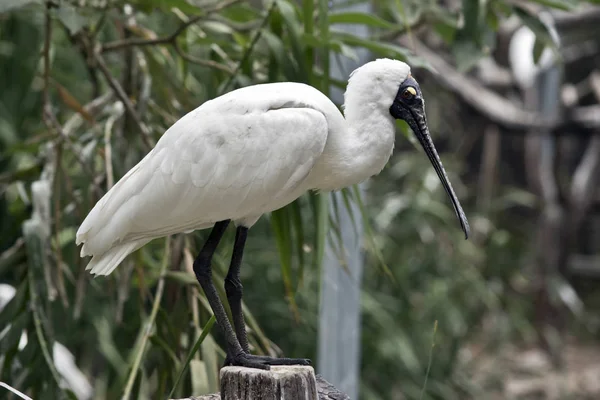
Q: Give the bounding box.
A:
[220,366,317,400]
[171,366,350,400]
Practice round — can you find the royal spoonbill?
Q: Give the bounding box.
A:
[76,58,470,369]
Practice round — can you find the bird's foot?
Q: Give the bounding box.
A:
[224,353,311,370]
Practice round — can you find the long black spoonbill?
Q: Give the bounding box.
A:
[77,58,470,369]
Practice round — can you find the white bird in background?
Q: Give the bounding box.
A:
[508,12,560,89]
[76,58,470,369]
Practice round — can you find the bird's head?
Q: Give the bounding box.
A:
[349,58,470,239]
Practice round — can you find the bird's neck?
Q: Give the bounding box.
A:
[312,101,396,191]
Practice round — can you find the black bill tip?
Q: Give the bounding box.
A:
[413,112,470,240]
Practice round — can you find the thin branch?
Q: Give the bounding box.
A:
[570,105,600,129]
[170,14,207,40]
[552,6,600,30]
[551,70,600,286]
[27,6,68,383]
[101,0,245,53]
[476,124,500,214]
[40,18,96,180]
[0,382,33,400]
[41,1,80,309]
[0,238,24,266]
[104,113,117,189]
[402,37,600,130]
[93,51,155,150]
[401,37,557,130]
[42,3,51,119]
[172,40,234,73]
[102,36,171,53]
[569,135,600,219]
[568,70,600,220]
[62,92,113,134]
[52,144,69,308]
[119,4,139,142]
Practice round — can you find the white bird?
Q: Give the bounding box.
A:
[76,58,469,369]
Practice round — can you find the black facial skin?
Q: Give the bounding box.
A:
[389,76,470,239]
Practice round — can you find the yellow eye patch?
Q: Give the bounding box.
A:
[401,86,417,99]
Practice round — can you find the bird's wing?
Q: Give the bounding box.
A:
[77,104,329,257]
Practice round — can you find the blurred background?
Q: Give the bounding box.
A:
[2,0,600,399]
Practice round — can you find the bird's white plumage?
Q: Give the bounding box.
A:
[77,59,412,275]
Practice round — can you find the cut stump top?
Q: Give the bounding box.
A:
[220,366,317,400]
[172,365,350,400]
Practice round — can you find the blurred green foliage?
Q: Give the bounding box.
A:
[0,0,596,399]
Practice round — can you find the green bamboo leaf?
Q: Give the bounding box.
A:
[419,320,438,400]
[0,312,29,354]
[262,29,298,78]
[200,20,235,35]
[318,0,329,92]
[270,207,299,317]
[331,32,433,70]
[289,201,306,288]
[130,0,201,14]
[513,6,560,64]
[431,8,459,44]
[451,39,485,72]
[302,0,315,84]
[313,71,347,90]
[55,3,91,35]
[340,187,358,235]
[461,0,481,39]
[328,12,396,29]
[167,315,216,399]
[350,185,395,282]
[52,227,76,249]
[0,280,27,330]
[165,270,199,286]
[337,42,360,62]
[276,0,308,81]
[331,32,411,58]
[94,317,128,378]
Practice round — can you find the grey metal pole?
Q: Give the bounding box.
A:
[317,1,371,397]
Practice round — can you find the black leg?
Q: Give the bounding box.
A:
[194,221,311,370]
[224,226,250,353]
[193,220,244,357]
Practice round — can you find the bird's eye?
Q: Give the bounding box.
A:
[402,87,417,99]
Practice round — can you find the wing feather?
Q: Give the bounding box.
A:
[77,104,329,258]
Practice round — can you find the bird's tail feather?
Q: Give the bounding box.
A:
[85,240,148,276]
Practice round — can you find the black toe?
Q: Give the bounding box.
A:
[224,353,312,369]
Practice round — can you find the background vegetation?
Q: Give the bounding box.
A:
[1,0,600,399]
